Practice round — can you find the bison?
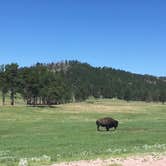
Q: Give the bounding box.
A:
[96,117,118,131]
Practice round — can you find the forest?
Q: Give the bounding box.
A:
[0,60,166,105]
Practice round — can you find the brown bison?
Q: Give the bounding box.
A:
[96,117,118,131]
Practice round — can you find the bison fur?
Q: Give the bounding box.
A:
[96,117,118,131]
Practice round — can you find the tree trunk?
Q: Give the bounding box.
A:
[2,92,5,105]
[10,89,14,106]
[2,93,5,105]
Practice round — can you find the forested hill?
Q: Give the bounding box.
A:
[0,60,166,105]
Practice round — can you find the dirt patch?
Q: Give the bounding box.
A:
[51,154,166,166]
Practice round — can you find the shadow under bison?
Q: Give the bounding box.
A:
[96,117,118,131]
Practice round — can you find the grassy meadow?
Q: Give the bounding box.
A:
[0,98,166,165]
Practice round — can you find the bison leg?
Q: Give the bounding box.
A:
[106,126,109,131]
[96,120,100,131]
[97,125,100,131]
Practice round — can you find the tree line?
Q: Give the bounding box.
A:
[0,60,166,105]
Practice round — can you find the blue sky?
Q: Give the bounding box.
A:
[0,0,166,76]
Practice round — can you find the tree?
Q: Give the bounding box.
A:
[124,88,132,101]
[1,60,166,106]
[0,65,8,105]
[159,90,166,104]
[5,63,19,105]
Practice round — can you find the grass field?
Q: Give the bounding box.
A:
[0,99,166,165]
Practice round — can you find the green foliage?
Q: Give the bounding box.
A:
[0,61,166,105]
[64,61,166,103]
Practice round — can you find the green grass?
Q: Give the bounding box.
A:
[0,99,166,165]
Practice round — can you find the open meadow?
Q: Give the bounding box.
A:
[0,99,166,165]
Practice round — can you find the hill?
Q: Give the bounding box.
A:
[47,61,166,103]
[0,61,166,105]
